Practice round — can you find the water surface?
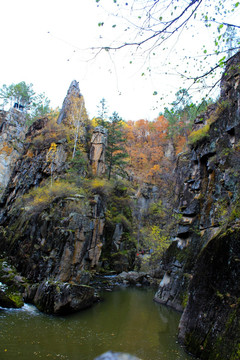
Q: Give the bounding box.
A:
[0,287,193,360]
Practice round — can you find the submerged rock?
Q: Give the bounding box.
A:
[33,281,95,315]
[94,351,141,360]
[117,271,151,286]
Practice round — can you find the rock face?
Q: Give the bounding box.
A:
[0,86,104,313]
[0,194,105,283]
[0,289,22,308]
[32,281,95,315]
[155,51,240,359]
[0,109,27,195]
[57,80,84,127]
[0,259,25,308]
[90,126,107,176]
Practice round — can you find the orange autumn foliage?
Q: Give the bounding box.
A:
[125,116,187,184]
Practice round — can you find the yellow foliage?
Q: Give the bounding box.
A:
[46,142,57,163]
[91,117,101,127]
[0,142,14,155]
[25,150,34,158]
[140,225,170,263]
[30,118,71,148]
[90,178,108,190]
[19,180,82,214]
[85,178,113,197]
[188,124,210,145]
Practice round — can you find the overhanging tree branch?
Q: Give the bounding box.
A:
[94,0,203,52]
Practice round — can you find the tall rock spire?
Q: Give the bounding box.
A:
[57,80,86,127]
[57,80,90,152]
[90,126,108,176]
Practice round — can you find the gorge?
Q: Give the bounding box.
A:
[0,52,240,360]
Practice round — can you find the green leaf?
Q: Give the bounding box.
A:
[98,22,104,27]
[112,24,116,28]
[219,56,226,67]
[153,91,158,96]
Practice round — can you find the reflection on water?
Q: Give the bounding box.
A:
[0,287,193,360]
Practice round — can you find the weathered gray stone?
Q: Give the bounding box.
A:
[33,281,95,315]
[0,109,27,194]
[155,51,240,359]
[117,271,150,285]
[57,80,83,126]
[94,351,141,360]
[90,126,108,176]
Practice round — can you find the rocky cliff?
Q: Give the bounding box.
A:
[0,82,105,314]
[155,51,240,359]
[0,109,27,196]
[0,80,138,314]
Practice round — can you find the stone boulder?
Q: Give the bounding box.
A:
[0,288,24,309]
[33,281,95,315]
[117,271,150,286]
[94,351,141,360]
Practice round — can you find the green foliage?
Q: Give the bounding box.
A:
[30,92,51,120]
[149,199,165,217]
[188,99,230,146]
[104,179,133,229]
[181,291,189,309]
[162,89,211,141]
[141,225,170,258]
[95,107,129,180]
[68,149,88,174]
[105,111,129,180]
[7,293,24,308]
[96,98,109,126]
[229,201,240,222]
[0,81,34,109]
[0,81,50,119]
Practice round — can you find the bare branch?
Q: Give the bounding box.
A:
[94,0,203,52]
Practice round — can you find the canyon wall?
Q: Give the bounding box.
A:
[155,52,240,359]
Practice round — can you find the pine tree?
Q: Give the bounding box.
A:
[96,98,109,128]
[106,111,128,180]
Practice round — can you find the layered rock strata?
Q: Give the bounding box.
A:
[90,126,107,176]
[0,109,27,196]
[155,52,240,359]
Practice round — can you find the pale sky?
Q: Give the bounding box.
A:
[0,0,239,120]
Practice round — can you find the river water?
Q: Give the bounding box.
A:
[0,287,193,360]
